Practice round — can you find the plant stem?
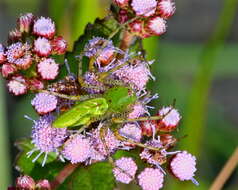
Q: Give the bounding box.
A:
[38,90,81,100]
[119,30,134,51]
[51,163,80,190]
[209,147,238,190]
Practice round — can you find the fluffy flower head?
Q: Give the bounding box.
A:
[7,75,27,95]
[158,0,176,18]
[62,135,91,164]
[37,58,59,80]
[113,157,138,184]
[170,151,197,181]
[31,93,58,114]
[32,115,67,153]
[33,17,55,38]
[146,16,167,36]
[34,37,52,56]
[131,0,157,17]
[138,168,164,190]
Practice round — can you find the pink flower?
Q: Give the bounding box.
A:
[128,102,147,119]
[113,157,137,184]
[37,58,59,80]
[146,16,167,36]
[170,151,198,184]
[6,42,26,63]
[36,179,51,190]
[140,120,157,137]
[138,168,164,190]
[114,63,152,91]
[129,20,143,34]
[62,135,91,164]
[8,29,22,43]
[7,75,27,96]
[51,36,67,55]
[131,0,157,17]
[90,127,120,161]
[119,123,142,142]
[1,63,17,78]
[33,17,55,38]
[114,0,129,8]
[18,13,35,33]
[0,44,6,64]
[157,0,176,18]
[28,78,44,91]
[34,37,52,57]
[156,106,181,132]
[31,93,58,114]
[16,175,35,190]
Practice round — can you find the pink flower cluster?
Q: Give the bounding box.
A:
[0,13,67,96]
[114,0,176,38]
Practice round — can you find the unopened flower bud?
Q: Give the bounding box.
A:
[16,175,35,190]
[36,179,51,190]
[28,78,44,91]
[51,36,67,55]
[8,29,22,43]
[1,63,17,78]
[118,9,130,24]
[18,13,35,33]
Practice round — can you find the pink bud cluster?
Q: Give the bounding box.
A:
[0,13,67,96]
[10,175,51,190]
[114,0,176,38]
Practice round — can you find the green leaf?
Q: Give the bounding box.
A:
[53,98,108,128]
[58,162,115,190]
[103,86,137,113]
[15,139,64,181]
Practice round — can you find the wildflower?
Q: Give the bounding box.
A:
[36,179,51,190]
[7,75,28,95]
[119,123,142,143]
[29,115,68,166]
[84,37,113,58]
[131,0,157,17]
[62,134,91,164]
[114,63,152,91]
[83,72,104,94]
[114,0,129,8]
[113,157,137,184]
[1,63,17,78]
[17,13,35,33]
[138,168,164,190]
[33,17,55,39]
[0,44,6,64]
[90,127,120,161]
[6,42,25,63]
[51,36,67,55]
[156,106,181,132]
[129,20,143,35]
[128,102,148,119]
[16,175,35,190]
[140,120,157,137]
[37,58,59,80]
[146,16,167,36]
[170,151,199,185]
[31,93,58,114]
[28,78,44,91]
[34,37,52,57]
[157,0,176,18]
[8,29,22,43]
[97,47,115,66]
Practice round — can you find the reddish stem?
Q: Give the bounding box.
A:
[50,163,79,190]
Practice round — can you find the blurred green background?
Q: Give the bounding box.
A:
[0,0,237,189]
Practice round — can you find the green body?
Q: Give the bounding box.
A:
[53,86,136,128]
